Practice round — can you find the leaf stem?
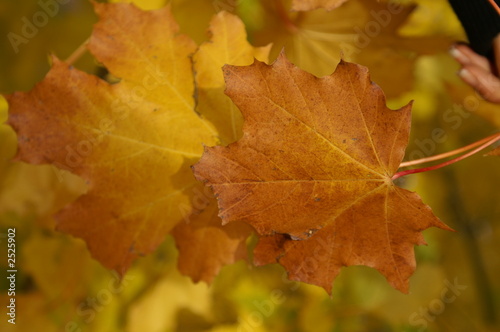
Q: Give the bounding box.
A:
[399,132,500,168]
[65,38,90,66]
[392,133,500,180]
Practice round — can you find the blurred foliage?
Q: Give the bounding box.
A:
[0,0,499,331]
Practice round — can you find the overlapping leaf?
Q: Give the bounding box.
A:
[193,53,452,293]
[172,11,269,282]
[110,0,218,43]
[6,3,269,280]
[192,11,271,145]
[172,197,253,283]
[5,3,221,274]
[250,0,451,97]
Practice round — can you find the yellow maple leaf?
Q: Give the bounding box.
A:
[110,0,218,43]
[194,11,271,145]
[173,11,269,283]
[248,0,451,97]
[6,3,218,273]
[5,4,269,281]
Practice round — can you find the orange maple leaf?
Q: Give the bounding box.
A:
[193,53,453,293]
[172,196,253,283]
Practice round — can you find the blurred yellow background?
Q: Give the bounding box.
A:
[1,0,499,331]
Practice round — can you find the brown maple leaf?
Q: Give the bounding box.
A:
[192,53,453,293]
[172,191,253,283]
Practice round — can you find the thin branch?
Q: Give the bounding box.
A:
[392,134,500,180]
[400,132,500,168]
[65,38,90,66]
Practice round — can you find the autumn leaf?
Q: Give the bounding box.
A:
[192,53,452,293]
[6,3,267,282]
[192,11,271,145]
[249,0,451,97]
[1,96,86,226]
[6,3,218,274]
[172,196,253,283]
[110,0,218,44]
[2,0,500,330]
[171,11,268,283]
[291,0,349,11]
